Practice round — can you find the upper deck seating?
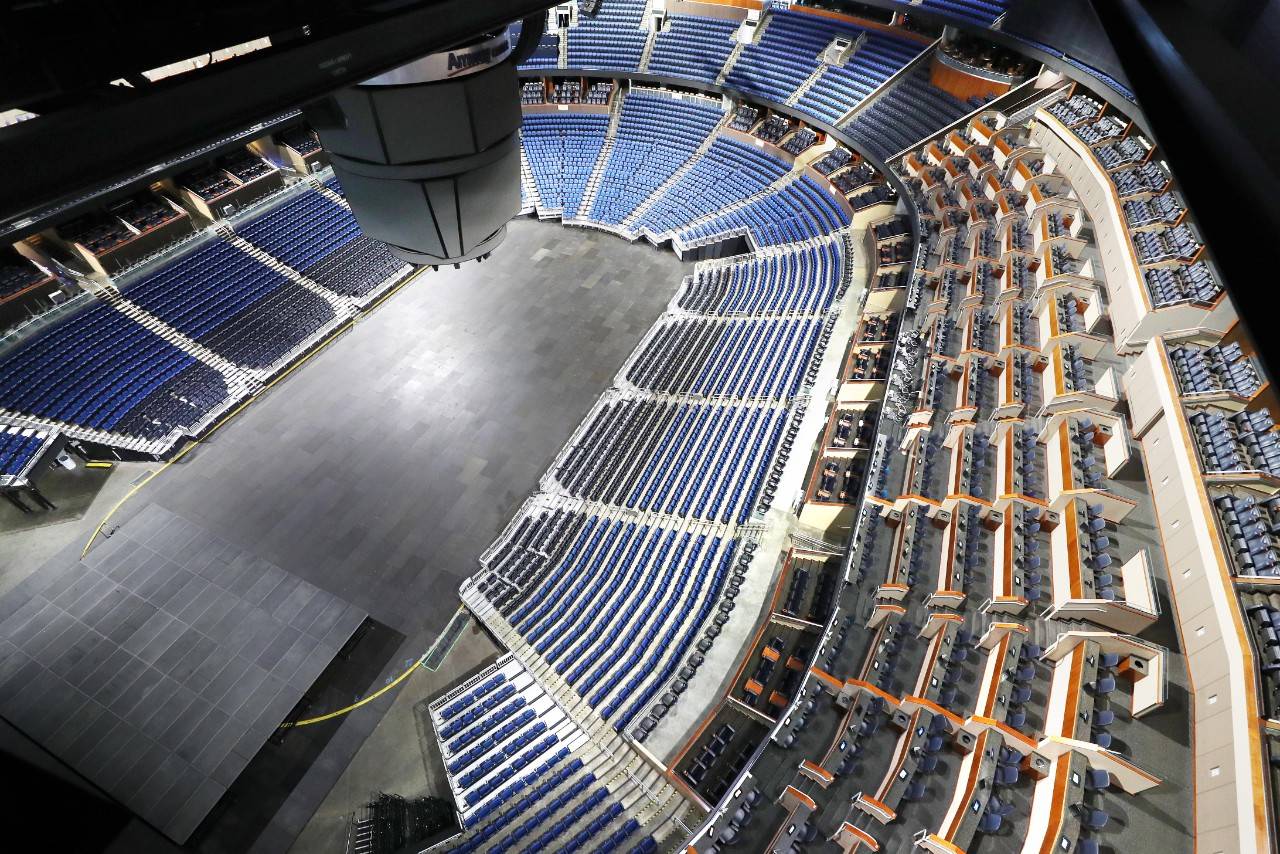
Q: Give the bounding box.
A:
[631,137,790,237]
[843,64,974,159]
[587,92,723,226]
[648,15,738,83]
[567,0,648,72]
[678,175,850,247]
[793,33,924,125]
[522,112,611,217]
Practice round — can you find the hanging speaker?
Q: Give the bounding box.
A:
[306,17,543,265]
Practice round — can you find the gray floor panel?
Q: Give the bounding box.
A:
[0,504,367,843]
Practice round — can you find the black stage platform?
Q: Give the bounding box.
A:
[0,503,366,842]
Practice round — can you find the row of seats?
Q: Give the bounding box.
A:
[1123,192,1183,228]
[844,63,977,160]
[0,303,229,439]
[556,398,786,524]
[180,166,237,200]
[503,515,736,729]
[108,192,182,234]
[1045,93,1105,127]
[626,316,823,400]
[218,150,275,182]
[794,33,924,126]
[647,15,738,83]
[522,112,611,217]
[916,0,1011,25]
[1189,408,1280,477]
[522,80,547,105]
[1243,592,1280,715]
[588,91,723,225]
[301,235,407,299]
[1095,137,1148,170]
[1132,223,1200,264]
[0,428,45,477]
[57,212,134,255]
[122,238,335,369]
[1215,493,1280,577]
[1144,260,1221,306]
[781,128,818,155]
[236,190,361,273]
[633,137,790,237]
[277,126,321,155]
[566,0,647,71]
[0,250,50,299]
[677,174,850,248]
[1112,161,1170,197]
[678,242,842,316]
[1169,341,1262,398]
[480,510,587,615]
[728,105,758,133]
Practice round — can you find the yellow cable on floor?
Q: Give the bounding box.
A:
[80,264,427,559]
[279,605,468,729]
[277,656,422,729]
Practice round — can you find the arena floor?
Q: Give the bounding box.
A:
[0,218,690,853]
[112,218,686,639]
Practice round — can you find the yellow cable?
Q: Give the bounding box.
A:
[74,266,440,730]
[278,658,421,729]
[79,263,430,559]
[279,605,468,729]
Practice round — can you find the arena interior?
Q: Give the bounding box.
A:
[0,1,1278,853]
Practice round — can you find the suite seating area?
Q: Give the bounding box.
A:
[0,249,53,301]
[1188,407,1280,477]
[682,97,1188,854]
[1168,341,1263,398]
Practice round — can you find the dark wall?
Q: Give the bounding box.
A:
[1000,0,1131,87]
